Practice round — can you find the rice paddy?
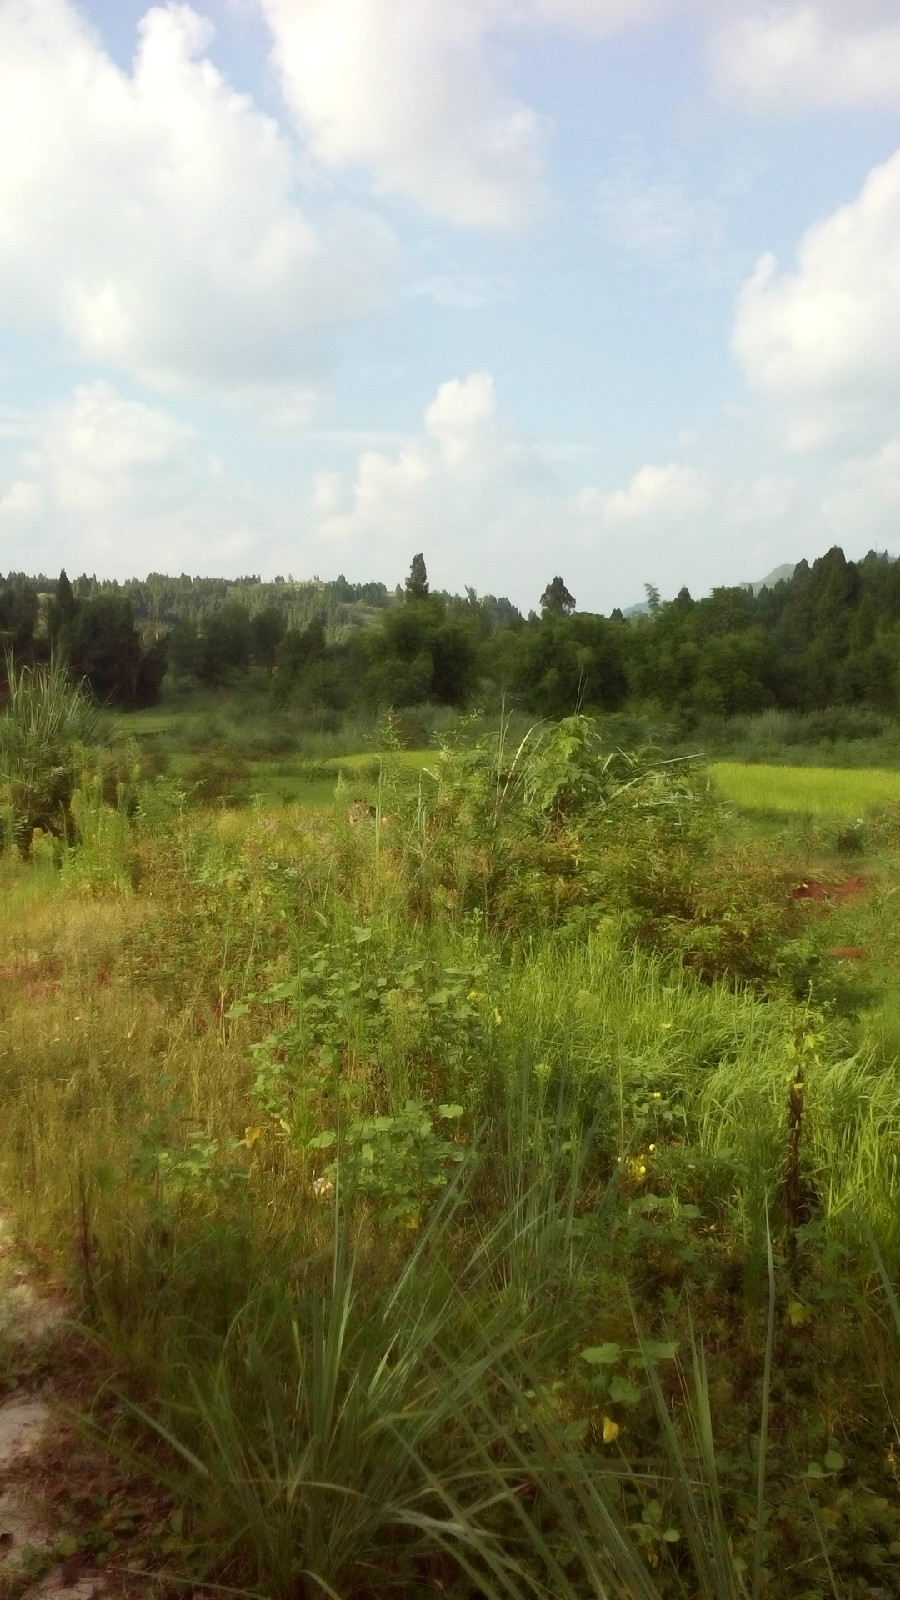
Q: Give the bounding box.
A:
[712,760,900,817]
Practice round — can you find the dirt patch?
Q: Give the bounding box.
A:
[790,875,870,904]
[0,1397,52,1468]
[0,1218,112,1597]
[827,945,867,961]
[1,1218,176,1598]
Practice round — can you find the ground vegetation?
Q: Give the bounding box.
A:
[0,676,899,1598]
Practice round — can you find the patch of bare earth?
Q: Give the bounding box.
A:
[1,1216,174,1599]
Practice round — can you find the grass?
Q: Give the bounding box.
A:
[712,761,900,817]
[1,703,900,1596]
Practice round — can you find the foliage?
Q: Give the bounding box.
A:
[405,551,430,601]
[540,574,576,616]
[0,654,102,856]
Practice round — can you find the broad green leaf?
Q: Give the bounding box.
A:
[308,1131,336,1149]
[581,1342,622,1366]
[609,1374,642,1405]
[643,1340,679,1362]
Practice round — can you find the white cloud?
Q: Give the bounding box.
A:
[818,435,900,543]
[259,0,900,236]
[576,461,710,521]
[260,0,547,229]
[732,150,900,451]
[0,0,398,407]
[311,374,550,567]
[0,381,272,573]
[709,2,900,112]
[2,376,895,609]
[308,372,724,602]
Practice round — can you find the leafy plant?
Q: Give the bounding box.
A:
[0,653,102,857]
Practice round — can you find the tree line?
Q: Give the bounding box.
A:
[1,546,898,718]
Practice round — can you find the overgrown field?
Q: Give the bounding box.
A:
[2,706,900,1599]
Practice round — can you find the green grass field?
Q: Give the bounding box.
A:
[712,760,900,816]
[5,701,900,1597]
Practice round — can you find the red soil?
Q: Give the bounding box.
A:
[790,875,868,903]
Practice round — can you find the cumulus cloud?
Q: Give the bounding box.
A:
[576,461,710,522]
[732,150,900,451]
[260,0,547,229]
[310,373,552,581]
[258,0,900,235]
[309,370,895,606]
[708,2,900,112]
[3,375,895,609]
[308,372,723,602]
[0,382,272,573]
[0,0,398,407]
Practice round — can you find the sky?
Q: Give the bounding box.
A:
[0,0,897,613]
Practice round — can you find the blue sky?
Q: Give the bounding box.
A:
[0,0,897,611]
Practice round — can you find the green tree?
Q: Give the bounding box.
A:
[365,596,477,708]
[404,554,429,602]
[540,576,576,617]
[197,602,252,685]
[0,577,40,657]
[249,606,287,675]
[47,569,78,647]
[60,594,144,706]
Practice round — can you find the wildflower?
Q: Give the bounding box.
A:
[312,1174,334,1199]
[602,1416,620,1444]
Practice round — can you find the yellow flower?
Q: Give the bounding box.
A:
[244,1126,261,1147]
[602,1416,620,1444]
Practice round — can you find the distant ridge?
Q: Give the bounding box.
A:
[745,562,796,596]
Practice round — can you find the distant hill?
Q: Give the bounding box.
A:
[746,562,796,596]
